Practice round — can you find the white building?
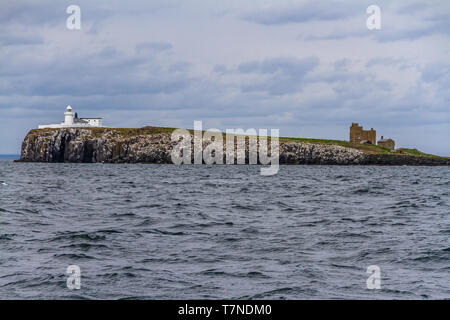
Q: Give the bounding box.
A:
[38,106,104,129]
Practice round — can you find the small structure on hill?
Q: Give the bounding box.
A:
[350,123,376,145]
[38,106,103,129]
[350,123,396,150]
[378,136,395,150]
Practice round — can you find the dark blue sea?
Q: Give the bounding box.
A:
[0,159,449,299]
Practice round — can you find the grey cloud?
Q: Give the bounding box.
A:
[241,1,362,25]
[238,57,319,95]
[396,2,430,14]
[238,57,319,75]
[135,41,173,54]
[304,29,367,41]
[332,77,392,100]
[308,66,393,102]
[420,63,450,102]
[374,19,450,42]
[0,44,192,97]
[365,57,408,68]
[0,0,171,27]
[302,2,450,42]
[168,62,191,73]
[0,32,44,46]
[213,64,227,74]
[0,0,64,27]
[98,46,118,58]
[421,63,450,83]
[334,59,351,71]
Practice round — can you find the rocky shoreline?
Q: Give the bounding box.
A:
[17,128,450,166]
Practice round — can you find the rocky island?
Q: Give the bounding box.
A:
[17,127,450,166]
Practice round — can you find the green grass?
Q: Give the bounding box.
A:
[32,126,446,158]
[395,148,443,158]
[92,126,176,138]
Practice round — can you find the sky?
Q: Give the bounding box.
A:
[0,0,449,156]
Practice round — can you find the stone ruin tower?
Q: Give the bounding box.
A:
[350,123,376,145]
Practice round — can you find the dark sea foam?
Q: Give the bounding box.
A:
[0,160,449,299]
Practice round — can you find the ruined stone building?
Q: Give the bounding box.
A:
[378,136,395,150]
[349,123,396,150]
[349,123,376,145]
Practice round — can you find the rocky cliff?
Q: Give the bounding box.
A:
[18,127,450,166]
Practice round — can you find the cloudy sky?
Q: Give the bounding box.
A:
[1,0,449,155]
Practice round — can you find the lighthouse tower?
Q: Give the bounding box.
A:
[64,105,74,126]
[38,105,104,129]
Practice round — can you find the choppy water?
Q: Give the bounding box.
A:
[0,160,449,299]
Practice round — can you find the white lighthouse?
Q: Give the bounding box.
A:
[38,105,104,129]
[64,105,74,125]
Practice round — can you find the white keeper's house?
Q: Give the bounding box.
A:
[38,106,104,129]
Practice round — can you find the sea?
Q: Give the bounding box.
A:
[0,156,449,299]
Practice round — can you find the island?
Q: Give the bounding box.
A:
[15,106,450,165]
[16,126,450,165]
